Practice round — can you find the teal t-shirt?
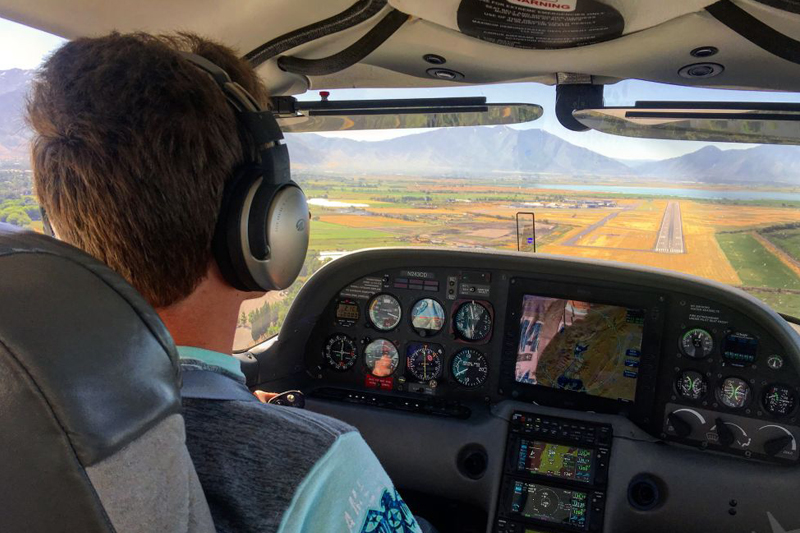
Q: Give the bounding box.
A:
[177,346,423,533]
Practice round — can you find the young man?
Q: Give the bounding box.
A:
[27,32,427,533]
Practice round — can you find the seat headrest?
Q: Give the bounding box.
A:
[0,223,183,531]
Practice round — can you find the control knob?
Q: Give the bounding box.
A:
[715,418,735,447]
[668,412,692,438]
[764,435,794,457]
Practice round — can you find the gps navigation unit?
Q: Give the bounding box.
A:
[514,295,645,402]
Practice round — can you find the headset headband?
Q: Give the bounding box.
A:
[178,51,289,186]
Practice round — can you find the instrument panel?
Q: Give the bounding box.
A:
[307,270,497,398]
[300,252,800,467]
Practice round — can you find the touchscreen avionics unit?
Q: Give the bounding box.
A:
[510,481,589,529]
[502,278,664,416]
[515,295,644,402]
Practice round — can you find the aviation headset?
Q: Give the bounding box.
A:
[43,52,310,293]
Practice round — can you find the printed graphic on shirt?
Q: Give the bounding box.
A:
[278,431,423,533]
[359,489,418,533]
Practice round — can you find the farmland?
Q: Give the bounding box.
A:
[2,168,798,349]
[284,173,800,323]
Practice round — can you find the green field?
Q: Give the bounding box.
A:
[763,228,800,261]
[308,220,399,251]
[716,233,800,290]
[747,290,800,317]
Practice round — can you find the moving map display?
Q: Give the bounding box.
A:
[515,295,645,402]
[516,439,593,483]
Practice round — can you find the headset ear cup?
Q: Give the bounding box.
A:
[246,181,309,291]
[211,167,264,292]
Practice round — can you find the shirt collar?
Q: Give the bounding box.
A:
[176,345,245,382]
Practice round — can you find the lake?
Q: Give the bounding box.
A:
[529,184,800,202]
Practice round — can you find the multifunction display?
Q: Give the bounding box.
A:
[516,439,593,483]
[515,295,645,402]
[496,413,610,533]
[510,481,588,529]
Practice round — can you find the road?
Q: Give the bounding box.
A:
[562,203,639,247]
[654,201,685,254]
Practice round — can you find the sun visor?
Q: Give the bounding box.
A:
[388,0,715,49]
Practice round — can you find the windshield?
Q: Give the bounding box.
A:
[233,81,800,350]
[0,20,796,352]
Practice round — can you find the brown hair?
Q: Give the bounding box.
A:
[27,32,269,308]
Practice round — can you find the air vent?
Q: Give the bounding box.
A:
[678,62,724,79]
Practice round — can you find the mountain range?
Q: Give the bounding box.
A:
[2,68,800,184]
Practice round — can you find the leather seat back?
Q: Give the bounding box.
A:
[0,224,215,533]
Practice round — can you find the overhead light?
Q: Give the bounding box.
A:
[427,68,464,80]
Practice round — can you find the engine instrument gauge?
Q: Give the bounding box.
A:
[722,330,758,365]
[454,301,492,341]
[451,348,489,387]
[323,334,358,371]
[763,384,797,417]
[717,377,751,409]
[680,328,714,359]
[368,294,402,331]
[767,354,785,370]
[364,339,399,377]
[676,370,707,401]
[406,342,444,381]
[410,298,446,334]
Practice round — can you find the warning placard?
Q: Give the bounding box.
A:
[457,0,624,49]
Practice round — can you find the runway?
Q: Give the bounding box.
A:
[654,201,685,254]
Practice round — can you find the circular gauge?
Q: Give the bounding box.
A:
[716,377,751,409]
[368,294,402,331]
[364,339,399,377]
[406,343,443,381]
[680,328,714,359]
[410,298,446,334]
[763,384,797,417]
[454,301,492,341]
[767,354,785,370]
[451,348,489,388]
[675,370,708,401]
[323,334,358,371]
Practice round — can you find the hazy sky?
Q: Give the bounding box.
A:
[3,16,799,161]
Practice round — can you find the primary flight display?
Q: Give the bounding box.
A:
[514,295,645,402]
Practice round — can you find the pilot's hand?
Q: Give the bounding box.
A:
[253,390,278,403]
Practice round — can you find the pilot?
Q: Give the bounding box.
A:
[27,32,432,533]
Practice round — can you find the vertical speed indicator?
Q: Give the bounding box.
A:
[451,348,489,387]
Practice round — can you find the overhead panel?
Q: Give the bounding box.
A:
[388,0,714,45]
